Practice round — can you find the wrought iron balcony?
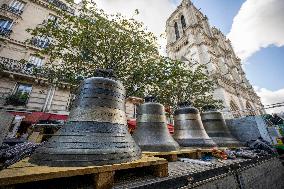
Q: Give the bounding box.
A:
[0,27,12,37]
[0,56,41,76]
[1,4,23,16]
[45,0,75,14]
[5,92,29,106]
[30,37,50,49]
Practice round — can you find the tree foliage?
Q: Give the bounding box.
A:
[28,0,223,110]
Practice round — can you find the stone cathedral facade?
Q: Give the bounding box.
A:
[166,0,264,118]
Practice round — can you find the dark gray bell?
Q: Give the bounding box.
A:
[201,106,241,147]
[173,102,216,147]
[29,71,141,166]
[133,96,180,152]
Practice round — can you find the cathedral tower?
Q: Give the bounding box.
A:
[166,0,264,118]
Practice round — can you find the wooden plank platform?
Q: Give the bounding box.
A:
[142,148,221,160]
[179,148,215,159]
[143,151,180,162]
[0,155,168,189]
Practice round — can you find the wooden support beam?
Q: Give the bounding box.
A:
[93,171,114,189]
[150,163,168,178]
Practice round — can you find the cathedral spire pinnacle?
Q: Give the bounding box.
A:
[182,0,192,5]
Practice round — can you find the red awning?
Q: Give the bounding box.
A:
[24,112,50,123]
[8,111,68,124]
[127,119,174,134]
[48,114,68,121]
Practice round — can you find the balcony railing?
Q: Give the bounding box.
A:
[0,56,41,76]
[5,92,29,106]
[0,27,12,37]
[30,37,50,49]
[1,4,23,16]
[45,0,75,14]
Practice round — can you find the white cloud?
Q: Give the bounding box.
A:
[254,87,284,114]
[86,0,178,55]
[228,0,284,60]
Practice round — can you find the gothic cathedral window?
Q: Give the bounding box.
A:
[246,101,256,116]
[181,15,186,29]
[230,100,241,118]
[174,22,180,40]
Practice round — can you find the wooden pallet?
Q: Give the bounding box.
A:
[179,148,215,159]
[179,148,199,159]
[142,148,216,161]
[143,151,180,162]
[0,155,168,189]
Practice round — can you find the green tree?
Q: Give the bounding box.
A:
[139,58,223,110]
[28,0,222,110]
[28,0,158,86]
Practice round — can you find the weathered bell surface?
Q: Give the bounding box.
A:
[133,96,180,152]
[201,105,241,147]
[173,102,216,147]
[29,70,141,166]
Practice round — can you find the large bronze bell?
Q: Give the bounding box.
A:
[133,96,180,152]
[173,102,216,147]
[30,70,141,166]
[201,106,241,147]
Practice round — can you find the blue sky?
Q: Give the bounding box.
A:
[174,0,284,92]
[244,46,284,91]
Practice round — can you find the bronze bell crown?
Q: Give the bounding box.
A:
[29,70,141,166]
[173,102,216,147]
[133,96,180,152]
[201,109,241,147]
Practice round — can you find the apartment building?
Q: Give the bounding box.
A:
[0,0,78,137]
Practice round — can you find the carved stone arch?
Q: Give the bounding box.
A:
[246,101,255,116]
[230,100,241,118]
[181,14,186,29]
[231,68,241,83]
[174,22,180,40]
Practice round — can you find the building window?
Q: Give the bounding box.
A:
[0,19,13,37]
[174,22,180,40]
[8,0,25,15]
[5,83,32,106]
[31,36,51,48]
[47,14,59,25]
[16,83,33,95]
[28,55,44,67]
[48,14,57,21]
[181,15,186,28]
[0,19,13,29]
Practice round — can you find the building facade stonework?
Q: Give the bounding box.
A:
[166,0,264,118]
[0,0,78,115]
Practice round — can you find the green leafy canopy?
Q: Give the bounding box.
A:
[28,0,223,111]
